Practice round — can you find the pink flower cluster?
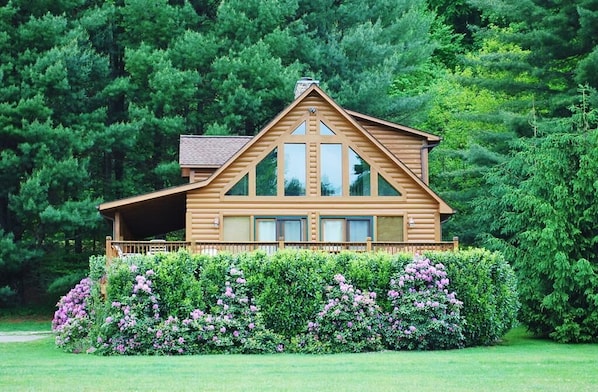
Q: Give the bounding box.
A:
[53,277,94,350]
[384,257,465,350]
[53,278,92,332]
[304,274,383,353]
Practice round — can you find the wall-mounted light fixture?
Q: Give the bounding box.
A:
[408,217,415,228]
[213,217,220,228]
[308,107,317,114]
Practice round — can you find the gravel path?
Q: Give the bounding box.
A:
[0,331,52,343]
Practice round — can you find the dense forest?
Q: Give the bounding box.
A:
[1,0,597,341]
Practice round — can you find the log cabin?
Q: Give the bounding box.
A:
[98,79,456,258]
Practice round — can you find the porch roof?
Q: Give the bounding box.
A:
[98,183,197,239]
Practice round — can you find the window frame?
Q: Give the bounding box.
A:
[320,216,372,242]
[255,216,308,241]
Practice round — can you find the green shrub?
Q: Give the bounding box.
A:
[89,255,106,282]
[175,264,284,354]
[241,250,331,337]
[193,253,232,313]
[384,257,465,350]
[299,274,383,353]
[427,249,519,346]
[337,252,412,312]
[54,249,518,354]
[152,251,204,318]
[53,277,94,353]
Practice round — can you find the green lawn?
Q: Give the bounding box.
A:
[0,320,51,332]
[1,327,597,391]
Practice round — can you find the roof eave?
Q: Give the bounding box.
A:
[345,109,442,142]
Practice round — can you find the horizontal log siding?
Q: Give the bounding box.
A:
[356,121,424,179]
[187,94,441,242]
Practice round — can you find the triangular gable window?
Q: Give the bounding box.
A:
[320,121,335,135]
[378,174,401,196]
[291,121,306,135]
[225,173,248,196]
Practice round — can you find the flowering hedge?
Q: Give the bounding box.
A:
[384,258,465,350]
[53,277,94,353]
[53,249,518,354]
[299,274,383,353]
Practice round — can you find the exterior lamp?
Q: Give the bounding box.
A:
[408,217,415,228]
[213,217,220,228]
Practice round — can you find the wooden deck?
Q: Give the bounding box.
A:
[105,236,458,263]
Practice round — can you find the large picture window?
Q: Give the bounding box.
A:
[224,122,404,200]
[320,144,342,196]
[284,143,306,196]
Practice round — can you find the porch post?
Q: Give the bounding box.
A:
[102,236,113,302]
[278,236,285,251]
[366,237,372,252]
[105,236,113,266]
[453,236,459,251]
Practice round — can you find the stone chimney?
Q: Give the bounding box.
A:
[294,77,319,98]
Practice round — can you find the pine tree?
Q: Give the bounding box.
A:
[476,87,598,342]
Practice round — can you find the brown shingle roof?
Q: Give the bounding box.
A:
[179,135,252,167]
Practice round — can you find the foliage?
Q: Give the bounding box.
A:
[477,97,598,342]
[151,252,204,319]
[299,274,383,353]
[174,265,284,354]
[384,257,465,350]
[96,265,162,355]
[52,277,94,353]
[240,250,332,338]
[52,249,518,354]
[426,249,519,346]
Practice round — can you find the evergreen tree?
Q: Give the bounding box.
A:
[476,87,598,342]
[467,0,598,118]
[0,2,108,304]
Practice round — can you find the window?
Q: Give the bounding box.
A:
[349,148,370,196]
[320,121,335,135]
[256,217,306,241]
[223,216,250,241]
[224,122,402,200]
[320,144,342,196]
[291,121,306,135]
[321,219,344,242]
[256,148,277,196]
[284,143,306,196]
[256,219,277,241]
[225,174,249,196]
[378,174,401,196]
[377,216,404,241]
[321,217,371,242]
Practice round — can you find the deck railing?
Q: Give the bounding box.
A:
[106,236,458,263]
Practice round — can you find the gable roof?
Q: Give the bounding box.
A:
[99,84,453,234]
[179,135,252,168]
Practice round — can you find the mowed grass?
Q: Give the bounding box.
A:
[1,326,597,392]
[0,320,51,332]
